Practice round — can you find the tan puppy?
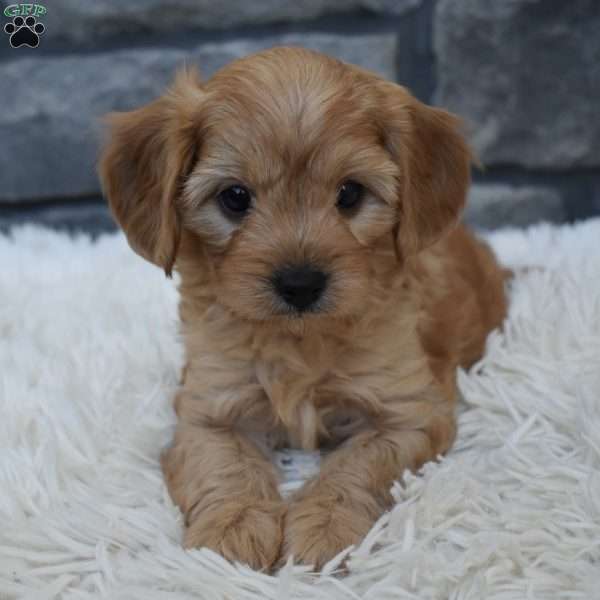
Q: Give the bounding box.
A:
[99,47,507,571]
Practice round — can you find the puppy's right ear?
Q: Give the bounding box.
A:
[99,69,203,276]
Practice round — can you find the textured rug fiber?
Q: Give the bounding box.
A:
[1,219,599,599]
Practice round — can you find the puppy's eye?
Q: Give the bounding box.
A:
[217,185,252,217]
[336,181,365,212]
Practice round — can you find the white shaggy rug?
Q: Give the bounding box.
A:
[1,219,600,599]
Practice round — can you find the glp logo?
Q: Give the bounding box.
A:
[4,3,46,48]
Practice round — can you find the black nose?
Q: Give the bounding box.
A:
[272,264,328,311]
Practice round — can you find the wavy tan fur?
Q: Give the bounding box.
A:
[98,47,508,571]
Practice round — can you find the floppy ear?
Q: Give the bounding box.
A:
[99,69,203,276]
[379,84,472,256]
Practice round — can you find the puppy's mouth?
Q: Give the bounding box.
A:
[271,297,329,319]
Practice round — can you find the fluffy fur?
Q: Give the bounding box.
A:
[98,47,507,570]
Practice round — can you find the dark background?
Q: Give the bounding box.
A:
[1,0,599,234]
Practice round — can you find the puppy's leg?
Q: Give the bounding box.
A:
[162,406,285,570]
[283,389,455,569]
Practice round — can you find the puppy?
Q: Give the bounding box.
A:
[99,47,507,571]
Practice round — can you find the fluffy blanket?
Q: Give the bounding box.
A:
[1,219,599,599]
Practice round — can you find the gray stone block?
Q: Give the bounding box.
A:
[434,0,600,168]
[0,49,187,202]
[29,0,420,42]
[0,33,396,202]
[465,184,565,230]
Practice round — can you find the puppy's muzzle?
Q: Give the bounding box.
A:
[271,264,329,312]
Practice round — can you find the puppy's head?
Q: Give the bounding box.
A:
[99,48,470,323]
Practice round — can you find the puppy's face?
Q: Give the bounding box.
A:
[100,48,470,324]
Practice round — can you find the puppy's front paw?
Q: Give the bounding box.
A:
[184,499,285,571]
[283,497,374,569]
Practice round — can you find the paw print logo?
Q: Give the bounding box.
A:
[4,15,45,48]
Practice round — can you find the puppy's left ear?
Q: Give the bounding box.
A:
[378,84,472,256]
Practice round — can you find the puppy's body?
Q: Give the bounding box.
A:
[100,47,507,570]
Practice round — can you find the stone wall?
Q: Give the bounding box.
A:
[0,0,598,233]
